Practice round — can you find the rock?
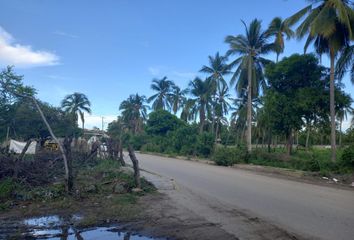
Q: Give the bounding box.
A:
[332,178,338,183]
[113,183,127,194]
[85,184,97,193]
[351,182,354,187]
[131,188,143,193]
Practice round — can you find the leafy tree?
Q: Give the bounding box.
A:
[11,100,78,140]
[148,76,174,111]
[264,54,333,155]
[225,19,273,152]
[287,0,354,161]
[267,17,294,62]
[119,94,148,134]
[146,110,185,136]
[61,92,91,131]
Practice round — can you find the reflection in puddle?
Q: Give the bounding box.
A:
[19,215,162,240]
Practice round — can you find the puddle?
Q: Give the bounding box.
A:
[1,215,163,240]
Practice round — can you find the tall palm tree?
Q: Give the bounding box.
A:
[170,85,188,115]
[200,52,231,134]
[287,0,353,161]
[200,52,231,88]
[214,84,231,141]
[119,94,148,134]
[61,92,91,131]
[148,76,174,111]
[188,77,214,133]
[225,19,273,152]
[336,45,354,83]
[267,17,294,62]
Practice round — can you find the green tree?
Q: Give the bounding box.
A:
[225,19,273,152]
[119,94,148,134]
[265,54,332,155]
[188,77,214,133]
[267,17,294,62]
[287,0,354,161]
[214,84,231,141]
[200,52,231,89]
[148,76,174,111]
[170,85,187,115]
[146,110,185,136]
[61,92,91,131]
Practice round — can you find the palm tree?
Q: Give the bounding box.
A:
[287,0,353,161]
[200,52,231,134]
[214,83,231,141]
[188,77,214,133]
[200,52,231,88]
[170,85,188,115]
[148,76,174,111]
[119,94,148,134]
[336,45,354,83]
[225,19,273,152]
[230,95,260,145]
[61,92,91,131]
[267,17,294,62]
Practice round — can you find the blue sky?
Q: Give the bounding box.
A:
[0,0,353,129]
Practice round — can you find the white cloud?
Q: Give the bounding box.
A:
[83,114,117,130]
[148,67,161,76]
[53,30,78,39]
[0,26,59,68]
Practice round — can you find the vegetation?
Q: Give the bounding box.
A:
[0,1,353,205]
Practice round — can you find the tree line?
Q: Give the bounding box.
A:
[114,1,353,162]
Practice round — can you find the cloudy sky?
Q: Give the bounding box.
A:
[0,0,353,129]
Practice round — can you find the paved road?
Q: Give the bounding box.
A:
[137,153,354,240]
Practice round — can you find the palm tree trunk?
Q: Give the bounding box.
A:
[200,104,205,134]
[339,118,342,147]
[330,50,336,162]
[247,57,253,152]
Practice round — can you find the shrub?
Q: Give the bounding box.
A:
[341,145,354,169]
[0,178,16,200]
[212,146,248,166]
[196,132,215,157]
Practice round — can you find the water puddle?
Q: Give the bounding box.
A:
[2,215,163,240]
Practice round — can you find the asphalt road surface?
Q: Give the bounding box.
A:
[137,153,354,240]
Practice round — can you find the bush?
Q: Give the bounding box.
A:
[196,132,215,157]
[341,145,354,169]
[212,146,248,166]
[0,178,16,200]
